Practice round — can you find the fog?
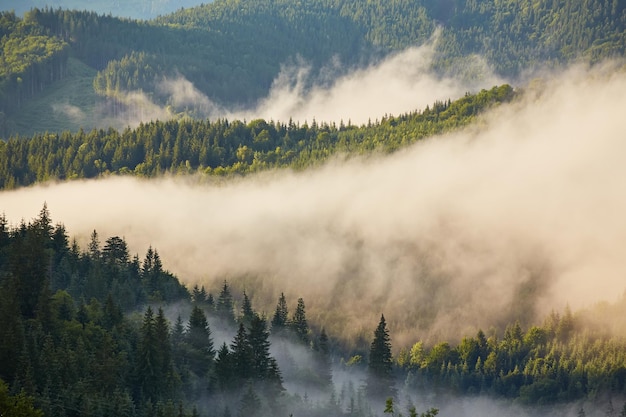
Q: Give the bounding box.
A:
[105,33,503,129]
[233,35,503,125]
[2,62,626,347]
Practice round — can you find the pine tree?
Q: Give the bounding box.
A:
[155,307,176,397]
[186,305,214,377]
[231,323,252,380]
[271,292,289,334]
[290,297,309,344]
[317,328,332,388]
[367,314,395,400]
[87,229,100,259]
[137,306,158,401]
[215,342,234,391]
[192,284,204,304]
[216,280,235,322]
[247,314,271,380]
[240,291,255,326]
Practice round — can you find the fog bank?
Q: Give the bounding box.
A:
[2,63,626,345]
[106,33,502,129]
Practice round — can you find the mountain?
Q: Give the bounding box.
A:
[0,0,623,137]
[0,0,210,20]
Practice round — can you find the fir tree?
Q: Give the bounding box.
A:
[215,342,234,391]
[290,297,309,344]
[240,291,255,326]
[216,280,235,322]
[271,292,289,333]
[367,314,395,400]
[231,323,252,380]
[186,305,214,377]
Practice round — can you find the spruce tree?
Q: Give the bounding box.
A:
[290,297,309,344]
[216,281,235,322]
[240,291,255,326]
[231,323,252,380]
[271,292,288,333]
[247,315,271,380]
[155,307,176,397]
[367,314,395,400]
[317,328,332,388]
[215,342,234,391]
[137,306,158,401]
[186,305,215,377]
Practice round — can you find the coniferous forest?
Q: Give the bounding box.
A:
[5,206,626,416]
[1,0,626,416]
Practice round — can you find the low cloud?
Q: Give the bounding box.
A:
[104,31,503,128]
[52,102,86,124]
[158,76,224,116]
[240,36,503,125]
[2,63,626,347]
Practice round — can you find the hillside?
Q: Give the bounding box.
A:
[0,85,514,189]
[0,0,209,20]
[0,0,623,137]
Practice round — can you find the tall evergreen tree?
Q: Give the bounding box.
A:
[155,307,176,397]
[216,280,235,322]
[290,297,309,344]
[317,328,332,388]
[367,314,395,400]
[186,305,214,377]
[215,342,234,392]
[247,315,271,380]
[271,292,288,334]
[137,306,159,402]
[240,291,255,326]
[231,323,252,381]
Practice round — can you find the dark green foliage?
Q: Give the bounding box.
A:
[0,85,515,189]
[230,323,253,381]
[185,305,215,378]
[214,342,235,392]
[7,205,626,414]
[271,292,289,336]
[216,280,235,322]
[0,378,42,417]
[367,314,395,399]
[290,297,310,345]
[240,291,255,327]
[316,328,333,388]
[1,0,622,136]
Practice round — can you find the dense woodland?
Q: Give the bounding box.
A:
[7,0,206,21]
[2,0,626,416]
[0,85,514,189]
[0,0,624,135]
[3,206,626,416]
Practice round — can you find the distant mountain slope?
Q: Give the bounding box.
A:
[0,85,514,189]
[0,0,210,20]
[0,0,624,137]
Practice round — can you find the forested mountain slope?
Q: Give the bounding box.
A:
[0,0,624,136]
[0,0,208,20]
[0,85,514,189]
[4,205,626,416]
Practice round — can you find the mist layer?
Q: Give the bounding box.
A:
[3,63,626,346]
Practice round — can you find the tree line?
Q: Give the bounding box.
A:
[0,85,515,189]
